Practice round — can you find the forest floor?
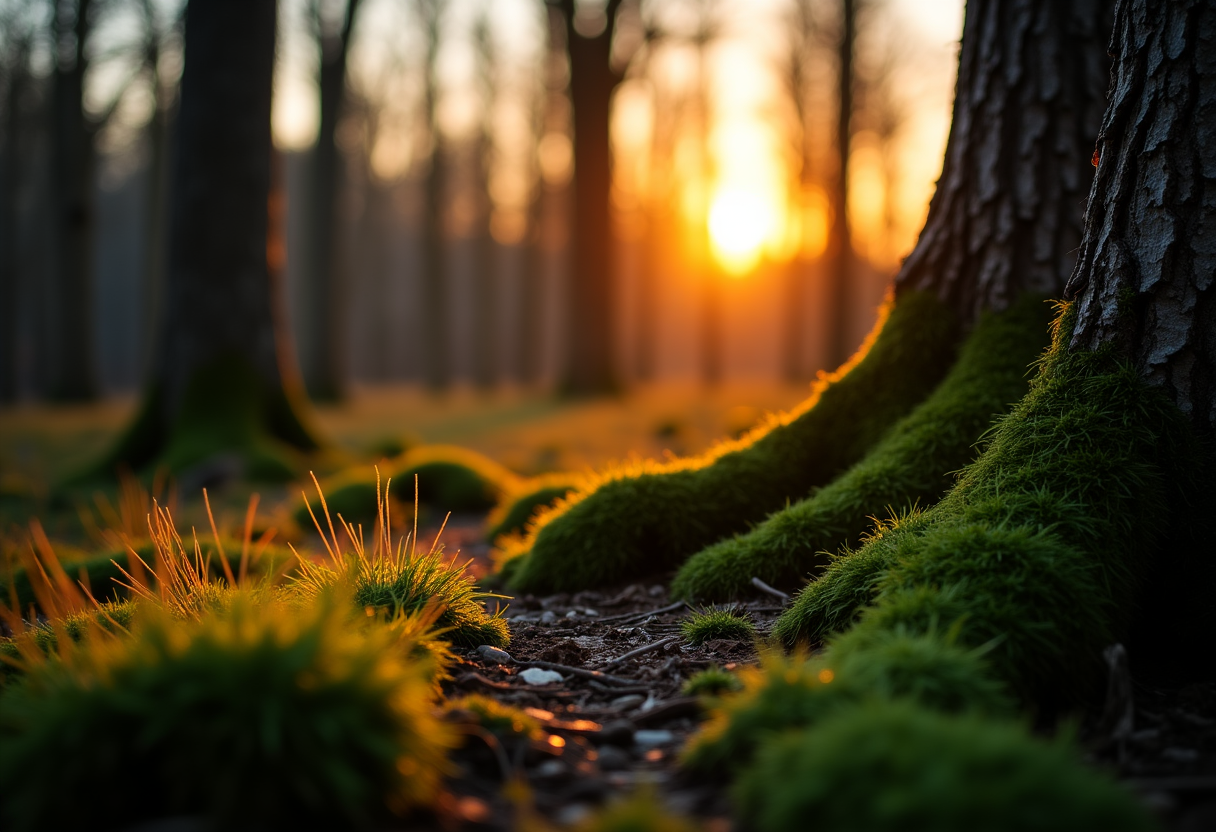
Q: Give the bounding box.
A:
[1,381,1215,829]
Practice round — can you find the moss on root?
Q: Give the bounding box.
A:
[733,700,1154,832]
[484,475,582,544]
[507,292,962,593]
[773,305,1201,704]
[673,297,1052,601]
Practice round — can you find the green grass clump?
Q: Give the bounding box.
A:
[507,292,961,593]
[774,308,1197,702]
[0,594,455,831]
[681,665,743,698]
[680,608,756,645]
[484,475,582,543]
[672,297,1051,601]
[734,700,1154,832]
[0,601,138,685]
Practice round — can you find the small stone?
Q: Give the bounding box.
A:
[475,645,513,664]
[634,729,675,747]
[596,744,632,771]
[554,804,593,826]
[584,608,599,616]
[648,585,665,597]
[597,719,636,747]
[519,667,564,685]
[534,759,567,779]
[610,694,645,711]
[566,610,579,618]
[540,610,557,623]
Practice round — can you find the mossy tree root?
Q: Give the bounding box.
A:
[507,292,962,594]
[672,297,1053,601]
[773,313,1202,704]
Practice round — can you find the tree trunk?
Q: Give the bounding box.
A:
[300,0,361,402]
[1065,0,1216,438]
[822,0,856,371]
[0,43,27,403]
[48,0,97,401]
[419,1,449,392]
[95,0,315,480]
[896,0,1110,328]
[559,0,622,394]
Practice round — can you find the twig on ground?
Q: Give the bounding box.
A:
[603,635,681,668]
[594,600,688,625]
[750,577,790,601]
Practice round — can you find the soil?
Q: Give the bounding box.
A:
[410,523,1216,832]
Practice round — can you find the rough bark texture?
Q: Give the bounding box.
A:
[47,0,97,401]
[560,0,623,394]
[300,0,361,402]
[895,0,1110,328]
[0,39,26,403]
[1065,0,1216,436]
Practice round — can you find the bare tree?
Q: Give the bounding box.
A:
[0,1,33,403]
[470,8,498,389]
[417,0,450,391]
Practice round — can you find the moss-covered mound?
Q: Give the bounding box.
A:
[733,700,1154,832]
[484,475,582,543]
[774,308,1198,703]
[0,601,138,686]
[294,445,521,533]
[507,292,961,593]
[672,296,1051,601]
[0,596,455,831]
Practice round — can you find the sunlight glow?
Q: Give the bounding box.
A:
[708,186,776,275]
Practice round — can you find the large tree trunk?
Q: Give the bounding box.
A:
[300,0,361,402]
[418,0,449,392]
[559,0,622,394]
[896,0,1110,327]
[47,0,97,401]
[0,43,27,403]
[95,0,315,480]
[822,0,857,371]
[1065,0,1216,438]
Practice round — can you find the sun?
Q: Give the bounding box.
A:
[708,186,775,275]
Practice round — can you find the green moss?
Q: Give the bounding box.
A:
[680,608,756,645]
[484,476,582,543]
[0,601,138,686]
[445,694,542,740]
[733,700,1154,832]
[673,297,1052,601]
[682,630,1010,776]
[681,666,743,698]
[774,310,1197,703]
[84,353,318,485]
[0,595,454,831]
[508,292,962,593]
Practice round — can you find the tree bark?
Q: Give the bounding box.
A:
[823,0,856,371]
[96,0,315,478]
[559,0,623,394]
[47,0,97,401]
[895,0,1110,329]
[300,0,361,402]
[0,37,28,403]
[1065,0,1216,437]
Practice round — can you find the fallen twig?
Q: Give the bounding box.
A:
[603,635,681,668]
[750,577,790,601]
[595,600,688,625]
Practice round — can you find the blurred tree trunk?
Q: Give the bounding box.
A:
[300,0,362,402]
[1066,0,1216,437]
[418,0,449,391]
[470,12,497,390]
[894,0,1109,326]
[0,29,30,404]
[47,0,97,401]
[822,0,856,371]
[95,0,316,480]
[556,0,624,395]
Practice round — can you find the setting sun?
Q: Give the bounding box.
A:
[708,187,776,275]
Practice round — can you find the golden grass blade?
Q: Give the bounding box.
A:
[203,488,236,586]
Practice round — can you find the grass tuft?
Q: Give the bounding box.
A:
[680,607,756,645]
[681,665,743,698]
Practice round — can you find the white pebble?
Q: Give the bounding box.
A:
[476,645,513,664]
[634,729,675,747]
[519,667,564,685]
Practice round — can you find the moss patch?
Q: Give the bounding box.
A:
[508,292,962,593]
[484,475,582,543]
[672,296,1051,601]
[733,700,1154,832]
[773,307,1201,704]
